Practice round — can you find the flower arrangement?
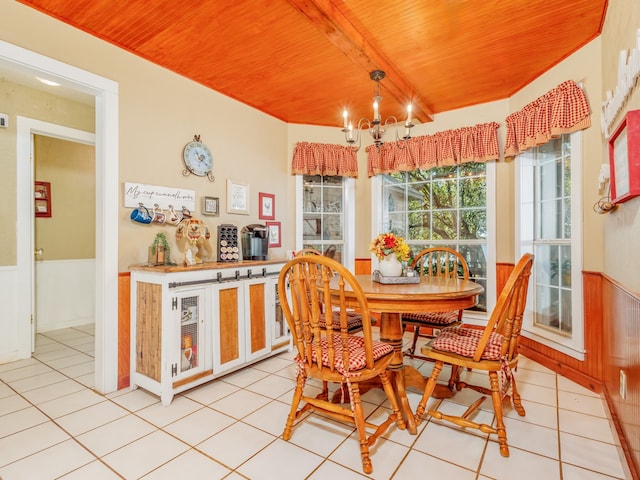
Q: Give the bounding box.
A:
[369,232,410,261]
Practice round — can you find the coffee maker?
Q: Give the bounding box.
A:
[241,224,269,260]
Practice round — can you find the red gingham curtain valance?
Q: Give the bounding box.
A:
[504,80,591,158]
[367,122,500,177]
[291,142,359,178]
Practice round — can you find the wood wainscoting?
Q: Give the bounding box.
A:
[602,275,640,478]
[117,272,130,390]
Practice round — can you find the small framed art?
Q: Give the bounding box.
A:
[202,196,219,216]
[266,221,281,247]
[609,109,640,204]
[226,179,250,215]
[259,192,275,220]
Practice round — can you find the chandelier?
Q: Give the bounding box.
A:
[341,70,414,149]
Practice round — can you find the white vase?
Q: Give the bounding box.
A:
[379,253,403,276]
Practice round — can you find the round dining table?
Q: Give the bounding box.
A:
[328,274,484,434]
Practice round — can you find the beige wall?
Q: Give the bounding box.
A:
[601,0,640,292]
[0,1,289,272]
[0,78,94,265]
[34,135,95,260]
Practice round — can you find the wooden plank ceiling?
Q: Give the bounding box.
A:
[18,0,607,127]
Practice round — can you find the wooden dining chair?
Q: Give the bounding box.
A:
[414,253,534,457]
[401,247,470,359]
[294,248,364,334]
[278,255,405,474]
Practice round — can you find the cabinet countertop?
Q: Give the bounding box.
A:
[129,258,287,273]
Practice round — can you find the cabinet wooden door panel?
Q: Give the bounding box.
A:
[136,282,162,381]
[248,283,267,355]
[218,286,240,364]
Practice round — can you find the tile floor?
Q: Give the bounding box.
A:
[0,325,630,479]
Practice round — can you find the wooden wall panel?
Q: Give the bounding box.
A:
[518,272,604,392]
[602,276,640,479]
[355,257,371,275]
[117,272,130,390]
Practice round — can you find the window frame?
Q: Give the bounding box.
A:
[371,161,497,322]
[515,132,585,360]
[295,174,355,271]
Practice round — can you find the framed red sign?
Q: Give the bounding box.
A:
[609,109,640,204]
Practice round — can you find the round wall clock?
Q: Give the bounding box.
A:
[182,135,215,181]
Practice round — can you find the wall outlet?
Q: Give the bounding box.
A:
[620,370,627,400]
[432,328,442,336]
[0,113,8,128]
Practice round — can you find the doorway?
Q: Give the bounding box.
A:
[33,134,96,343]
[4,39,120,395]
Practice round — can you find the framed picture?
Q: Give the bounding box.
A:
[34,181,51,218]
[202,196,219,216]
[266,221,281,247]
[259,192,275,220]
[226,179,250,215]
[609,109,640,204]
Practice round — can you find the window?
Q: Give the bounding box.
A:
[296,175,354,268]
[376,162,496,315]
[516,133,584,359]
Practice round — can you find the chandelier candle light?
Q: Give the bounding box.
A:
[342,70,414,150]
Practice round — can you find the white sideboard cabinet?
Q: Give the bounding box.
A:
[130,260,290,406]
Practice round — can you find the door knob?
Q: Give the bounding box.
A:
[34,248,43,257]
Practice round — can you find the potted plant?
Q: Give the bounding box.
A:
[149,232,175,265]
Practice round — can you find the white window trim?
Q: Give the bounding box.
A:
[515,132,585,360]
[371,161,497,322]
[295,175,355,271]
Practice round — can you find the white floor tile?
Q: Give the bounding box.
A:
[197,421,276,468]
[76,414,156,457]
[141,449,231,479]
[101,430,189,479]
[0,327,629,480]
[238,438,324,479]
[396,449,477,479]
[55,400,129,436]
[0,438,94,480]
[209,388,272,419]
[0,406,49,438]
[560,432,627,478]
[480,444,561,480]
[57,460,122,479]
[136,395,202,427]
[163,407,235,445]
[0,422,70,466]
[37,388,105,418]
[307,460,369,479]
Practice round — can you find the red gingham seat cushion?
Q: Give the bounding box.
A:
[318,311,364,332]
[402,311,459,326]
[431,327,503,360]
[309,334,393,372]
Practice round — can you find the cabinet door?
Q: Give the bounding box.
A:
[136,281,162,381]
[173,288,207,381]
[244,278,271,362]
[271,277,290,349]
[212,282,245,374]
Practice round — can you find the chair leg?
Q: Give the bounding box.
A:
[282,372,305,441]
[348,382,373,475]
[379,371,406,431]
[415,360,444,423]
[489,371,509,457]
[408,326,421,356]
[510,375,526,416]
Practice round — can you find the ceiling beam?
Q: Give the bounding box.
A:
[287,0,434,123]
